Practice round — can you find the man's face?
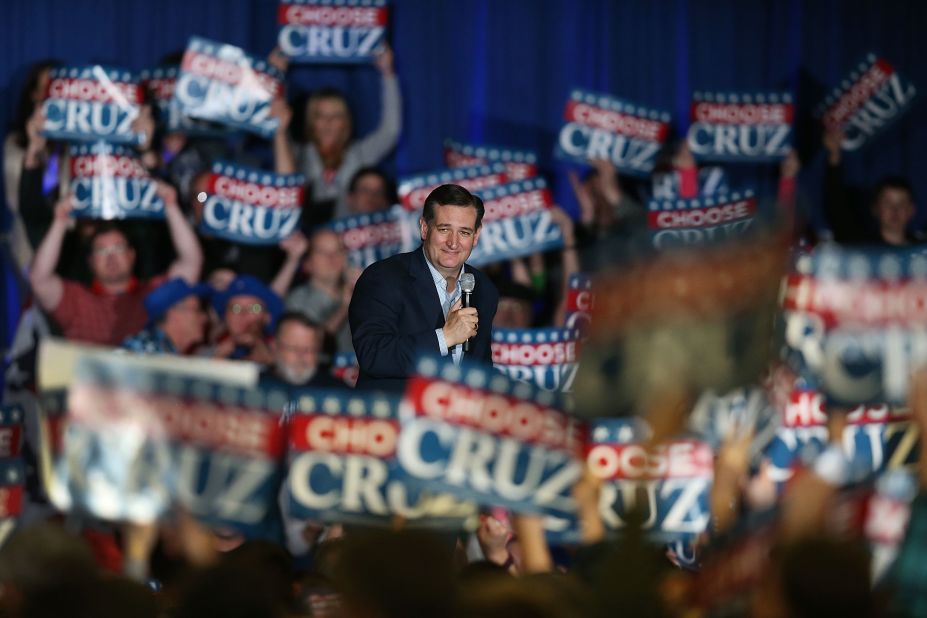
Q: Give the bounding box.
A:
[347,174,389,214]
[164,295,207,352]
[309,97,349,152]
[875,187,915,239]
[274,320,321,384]
[89,230,135,285]
[493,297,533,328]
[304,230,347,286]
[419,204,481,279]
[224,294,268,342]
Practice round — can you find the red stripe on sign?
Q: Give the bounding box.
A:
[584,440,714,480]
[0,426,22,458]
[491,340,579,366]
[0,486,23,518]
[70,155,148,180]
[405,377,586,454]
[289,414,399,458]
[566,288,594,313]
[647,198,757,230]
[46,77,142,104]
[564,100,668,142]
[278,4,388,27]
[208,174,303,208]
[690,102,793,125]
[481,188,551,223]
[823,59,894,128]
[182,52,281,98]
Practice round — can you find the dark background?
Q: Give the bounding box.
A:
[2,0,925,348]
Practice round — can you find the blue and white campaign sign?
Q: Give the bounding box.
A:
[42,66,144,144]
[0,405,26,536]
[277,0,388,64]
[399,357,584,517]
[175,37,284,138]
[556,89,671,177]
[781,245,927,406]
[140,66,225,137]
[563,273,593,333]
[491,328,582,393]
[199,161,304,245]
[285,389,476,527]
[688,387,775,452]
[647,191,757,249]
[466,178,564,266]
[545,418,713,546]
[398,163,507,212]
[68,143,164,220]
[687,92,793,162]
[329,207,405,268]
[817,53,917,152]
[651,166,729,201]
[444,140,538,181]
[0,405,24,460]
[331,352,359,387]
[48,356,290,534]
[762,387,918,485]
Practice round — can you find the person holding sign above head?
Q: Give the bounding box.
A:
[349,184,498,392]
[272,45,401,222]
[29,183,202,347]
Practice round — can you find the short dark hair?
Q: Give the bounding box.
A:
[348,166,397,202]
[873,175,915,204]
[422,184,485,229]
[274,311,322,337]
[88,223,131,249]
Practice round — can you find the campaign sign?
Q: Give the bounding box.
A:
[491,328,582,393]
[68,143,165,220]
[762,388,918,485]
[781,245,927,405]
[140,66,225,137]
[278,0,388,64]
[564,273,594,333]
[587,419,714,544]
[0,406,24,460]
[651,167,729,201]
[647,191,758,250]
[397,164,507,212]
[175,37,284,138]
[285,389,476,527]
[399,357,584,517]
[688,387,775,452]
[199,161,304,245]
[556,89,671,177]
[455,178,562,266]
[817,54,917,152]
[687,92,793,162]
[42,66,143,144]
[50,357,289,533]
[329,208,404,268]
[331,352,359,388]
[444,140,538,181]
[0,459,25,522]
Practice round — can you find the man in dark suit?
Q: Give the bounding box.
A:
[349,184,499,392]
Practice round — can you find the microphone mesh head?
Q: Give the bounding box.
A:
[460,273,476,293]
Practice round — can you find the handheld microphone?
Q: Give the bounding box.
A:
[460,273,476,353]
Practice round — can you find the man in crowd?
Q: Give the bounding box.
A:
[349,184,498,392]
[260,312,345,390]
[285,228,359,355]
[122,278,209,355]
[345,167,395,215]
[29,183,202,346]
[210,274,283,364]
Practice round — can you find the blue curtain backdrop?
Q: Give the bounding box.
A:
[2,0,926,349]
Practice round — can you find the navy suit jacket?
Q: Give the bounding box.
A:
[349,247,499,393]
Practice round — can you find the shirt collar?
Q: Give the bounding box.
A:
[422,249,464,292]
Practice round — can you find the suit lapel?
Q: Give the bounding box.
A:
[409,248,446,330]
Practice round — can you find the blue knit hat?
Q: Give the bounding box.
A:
[144,278,209,324]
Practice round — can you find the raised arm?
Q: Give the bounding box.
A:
[28,194,70,311]
[271,231,308,297]
[160,181,203,283]
[353,44,402,165]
